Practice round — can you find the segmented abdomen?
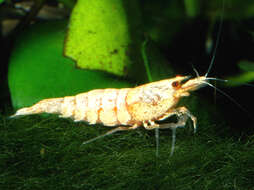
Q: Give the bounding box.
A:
[61,88,132,126]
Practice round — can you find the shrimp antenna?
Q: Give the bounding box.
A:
[191,63,200,77]
[202,81,252,118]
[205,0,225,77]
[206,77,228,82]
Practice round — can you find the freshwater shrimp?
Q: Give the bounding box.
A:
[11,74,221,155]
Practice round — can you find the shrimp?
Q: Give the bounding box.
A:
[11,75,217,155]
[11,76,207,129]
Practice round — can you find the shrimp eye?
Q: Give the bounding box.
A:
[172,81,179,88]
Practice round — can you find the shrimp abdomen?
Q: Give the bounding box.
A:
[74,88,132,126]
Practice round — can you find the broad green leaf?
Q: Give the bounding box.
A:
[0,0,4,4]
[8,21,132,109]
[64,0,143,76]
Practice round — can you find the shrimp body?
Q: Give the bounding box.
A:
[12,76,206,130]
[74,88,132,126]
[12,88,131,126]
[11,75,209,155]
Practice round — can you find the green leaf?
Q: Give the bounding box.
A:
[238,60,254,72]
[8,21,132,109]
[64,0,143,77]
[225,72,254,87]
[224,60,254,87]
[184,0,200,18]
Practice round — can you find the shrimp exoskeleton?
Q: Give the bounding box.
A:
[11,75,215,155]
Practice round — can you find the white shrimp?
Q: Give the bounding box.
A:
[11,75,220,155]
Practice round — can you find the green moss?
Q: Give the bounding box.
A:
[1,95,254,189]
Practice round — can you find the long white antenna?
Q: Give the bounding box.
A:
[202,81,251,117]
[205,0,225,77]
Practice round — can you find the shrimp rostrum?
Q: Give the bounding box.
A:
[11,75,215,154]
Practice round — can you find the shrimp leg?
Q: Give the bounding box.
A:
[150,114,189,156]
[143,107,197,156]
[82,124,140,145]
